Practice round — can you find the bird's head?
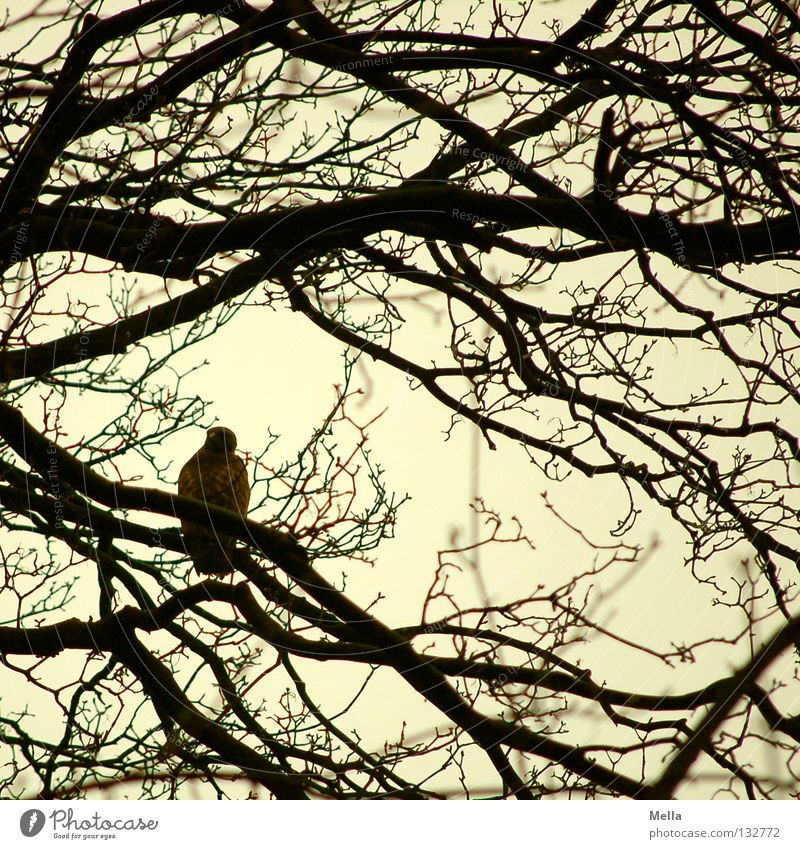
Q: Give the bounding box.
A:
[205,426,237,453]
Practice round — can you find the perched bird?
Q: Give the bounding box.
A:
[178,427,251,574]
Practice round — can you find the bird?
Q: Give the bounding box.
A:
[177,426,251,574]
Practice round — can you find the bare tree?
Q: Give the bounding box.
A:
[1,0,799,799]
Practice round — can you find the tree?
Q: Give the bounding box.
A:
[1,0,799,800]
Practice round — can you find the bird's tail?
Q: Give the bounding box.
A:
[185,534,236,574]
